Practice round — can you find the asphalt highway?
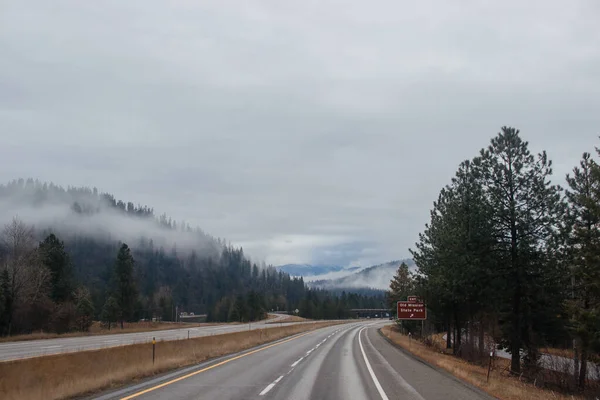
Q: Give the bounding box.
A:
[96,321,494,400]
[0,313,301,361]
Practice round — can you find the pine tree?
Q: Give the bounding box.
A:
[565,151,600,389]
[448,159,499,359]
[100,296,119,330]
[477,127,566,373]
[74,287,95,332]
[39,233,73,303]
[387,262,414,308]
[113,244,138,329]
[411,160,497,355]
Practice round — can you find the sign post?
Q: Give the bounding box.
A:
[152,337,156,364]
[487,351,493,382]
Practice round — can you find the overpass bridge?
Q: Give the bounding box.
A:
[350,308,391,319]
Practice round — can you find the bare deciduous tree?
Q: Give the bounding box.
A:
[0,217,50,334]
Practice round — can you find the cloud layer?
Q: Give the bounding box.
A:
[1,1,599,266]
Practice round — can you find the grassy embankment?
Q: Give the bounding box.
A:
[381,325,589,400]
[0,320,347,400]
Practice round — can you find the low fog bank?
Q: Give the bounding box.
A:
[309,260,416,291]
[0,179,223,259]
[302,267,362,282]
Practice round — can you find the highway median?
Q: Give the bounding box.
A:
[0,320,348,400]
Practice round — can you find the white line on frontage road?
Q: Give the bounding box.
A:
[259,375,284,396]
[291,357,304,367]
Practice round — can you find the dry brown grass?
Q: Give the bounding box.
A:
[0,321,347,400]
[0,321,218,343]
[541,347,574,359]
[381,326,581,400]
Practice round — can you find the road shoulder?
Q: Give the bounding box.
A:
[376,327,497,399]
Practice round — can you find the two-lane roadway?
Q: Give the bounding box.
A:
[95,321,494,400]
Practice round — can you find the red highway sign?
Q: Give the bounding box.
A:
[397,301,427,320]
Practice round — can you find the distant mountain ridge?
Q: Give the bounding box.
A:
[308,259,415,291]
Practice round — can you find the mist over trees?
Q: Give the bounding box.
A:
[402,127,600,390]
[0,180,382,335]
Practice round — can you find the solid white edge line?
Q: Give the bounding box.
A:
[358,327,390,400]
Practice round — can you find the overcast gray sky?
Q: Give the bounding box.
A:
[1,1,599,267]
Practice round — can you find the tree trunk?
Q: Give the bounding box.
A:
[446,319,452,349]
[573,339,579,388]
[509,239,522,373]
[579,347,587,390]
[510,289,521,374]
[468,308,474,361]
[453,308,461,356]
[478,314,485,361]
[120,319,124,330]
[508,153,521,375]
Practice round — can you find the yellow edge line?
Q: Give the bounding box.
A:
[120,330,315,400]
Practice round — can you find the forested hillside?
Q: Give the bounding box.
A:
[388,127,600,390]
[0,180,381,336]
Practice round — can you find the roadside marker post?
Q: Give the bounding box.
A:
[487,351,493,382]
[152,337,156,365]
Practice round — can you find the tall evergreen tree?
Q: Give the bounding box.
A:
[113,244,138,329]
[39,233,73,303]
[387,262,414,308]
[565,151,600,389]
[449,159,499,358]
[411,187,455,349]
[477,127,566,373]
[412,160,497,355]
